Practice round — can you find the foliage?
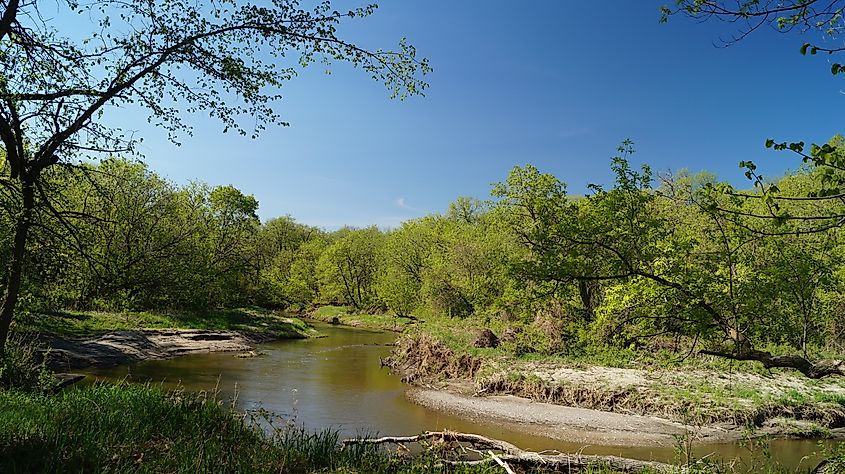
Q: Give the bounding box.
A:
[317,226,384,309]
[0,337,53,393]
[7,159,268,312]
[0,0,429,352]
[255,216,323,307]
[7,134,845,378]
[8,144,845,379]
[376,219,433,317]
[489,142,845,375]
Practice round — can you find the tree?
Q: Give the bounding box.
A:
[662,2,845,227]
[662,0,845,59]
[57,158,206,309]
[317,226,383,309]
[283,237,326,306]
[376,219,434,317]
[419,203,516,319]
[493,143,661,323]
[495,142,845,377]
[256,216,321,306]
[0,0,429,352]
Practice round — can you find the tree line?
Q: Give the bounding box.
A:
[0,0,428,354]
[0,156,516,318]
[6,137,845,376]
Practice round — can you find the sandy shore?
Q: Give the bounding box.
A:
[407,387,738,447]
[42,329,272,370]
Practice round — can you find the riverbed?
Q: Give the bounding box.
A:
[83,323,836,471]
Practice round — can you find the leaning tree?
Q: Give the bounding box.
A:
[0,0,429,352]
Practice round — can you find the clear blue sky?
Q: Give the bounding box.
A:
[122,1,841,228]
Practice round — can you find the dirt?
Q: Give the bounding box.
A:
[407,387,738,447]
[41,329,273,370]
[499,362,845,426]
[520,362,845,401]
[388,334,845,445]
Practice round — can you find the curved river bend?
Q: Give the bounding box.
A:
[85,323,836,471]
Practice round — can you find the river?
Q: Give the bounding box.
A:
[84,323,837,471]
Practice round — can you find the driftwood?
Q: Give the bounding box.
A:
[343,430,676,473]
[488,449,517,474]
[699,349,845,379]
[53,373,85,391]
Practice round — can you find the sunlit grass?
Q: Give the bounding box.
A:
[310,305,414,331]
[12,307,315,338]
[0,383,619,473]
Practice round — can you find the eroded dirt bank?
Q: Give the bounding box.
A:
[387,333,845,446]
[42,329,275,370]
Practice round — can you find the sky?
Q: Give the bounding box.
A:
[105,1,843,229]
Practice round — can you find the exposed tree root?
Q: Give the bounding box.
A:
[343,430,676,473]
[383,334,481,383]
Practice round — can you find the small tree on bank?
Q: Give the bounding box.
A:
[0,0,429,353]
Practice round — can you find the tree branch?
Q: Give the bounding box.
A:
[700,349,845,378]
[343,431,674,473]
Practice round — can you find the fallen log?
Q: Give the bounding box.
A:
[343,430,677,473]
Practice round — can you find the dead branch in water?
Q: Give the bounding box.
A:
[342,430,676,473]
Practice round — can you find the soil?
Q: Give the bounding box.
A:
[41,329,273,370]
[388,334,845,446]
[407,386,739,447]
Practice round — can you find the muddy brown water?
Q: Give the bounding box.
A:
[84,323,839,471]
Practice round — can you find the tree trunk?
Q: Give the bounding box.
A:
[0,180,34,354]
[700,348,845,378]
[578,280,594,320]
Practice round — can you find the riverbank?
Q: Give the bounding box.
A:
[12,308,317,370]
[386,329,845,446]
[407,386,735,447]
[0,384,441,473]
[308,305,415,332]
[1,383,679,473]
[42,329,271,370]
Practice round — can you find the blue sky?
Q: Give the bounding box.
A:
[117,1,841,228]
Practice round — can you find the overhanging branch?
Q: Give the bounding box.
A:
[700,349,845,378]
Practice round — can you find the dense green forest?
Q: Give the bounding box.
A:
[5,138,845,376]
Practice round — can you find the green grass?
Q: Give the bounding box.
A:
[786,421,833,439]
[312,305,350,318]
[12,306,317,339]
[0,383,628,473]
[403,314,816,376]
[392,315,845,431]
[310,305,414,331]
[0,383,378,473]
[404,314,845,378]
[812,391,845,407]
